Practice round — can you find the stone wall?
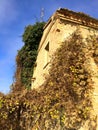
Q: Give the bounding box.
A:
[31,19,77,89]
[31,9,98,129]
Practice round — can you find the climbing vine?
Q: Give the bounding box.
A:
[14,22,45,90]
[0,31,98,130]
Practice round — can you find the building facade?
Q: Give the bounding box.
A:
[31,8,98,129]
[32,8,98,89]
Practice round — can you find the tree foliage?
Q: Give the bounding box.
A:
[15,22,45,89]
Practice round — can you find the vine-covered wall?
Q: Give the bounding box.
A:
[0,32,98,130]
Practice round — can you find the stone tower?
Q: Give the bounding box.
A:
[31,8,98,129]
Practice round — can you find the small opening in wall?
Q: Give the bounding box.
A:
[45,42,49,51]
[56,29,60,32]
[44,42,49,68]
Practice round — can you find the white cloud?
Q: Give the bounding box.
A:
[0,0,18,26]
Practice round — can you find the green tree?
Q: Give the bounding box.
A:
[15,22,45,89]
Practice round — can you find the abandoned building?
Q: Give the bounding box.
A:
[31,8,98,129]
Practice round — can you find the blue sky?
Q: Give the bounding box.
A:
[0,0,98,94]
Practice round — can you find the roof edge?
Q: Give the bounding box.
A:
[43,8,98,30]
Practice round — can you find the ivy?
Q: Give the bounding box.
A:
[0,31,98,130]
[14,22,45,90]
